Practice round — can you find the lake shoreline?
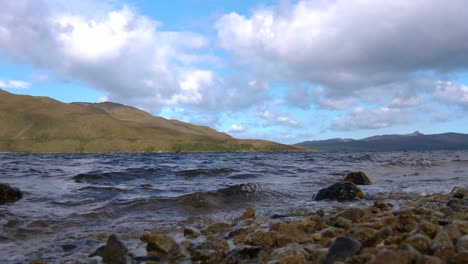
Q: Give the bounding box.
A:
[81,187,468,264]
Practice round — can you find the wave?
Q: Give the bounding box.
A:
[72,167,159,184]
[176,168,239,178]
[381,159,439,168]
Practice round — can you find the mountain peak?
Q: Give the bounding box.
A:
[408,131,424,136]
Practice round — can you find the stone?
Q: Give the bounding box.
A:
[240,207,256,220]
[450,186,468,199]
[228,228,248,238]
[371,248,414,264]
[456,235,468,252]
[447,199,468,211]
[416,221,439,238]
[197,235,230,255]
[374,201,393,211]
[331,216,353,229]
[431,230,455,261]
[89,234,134,264]
[0,183,22,204]
[314,182,364,201]
[325,236,361,264]
[304,246,328,264]
[205,222,232,235]
[452,251,468,264]
[395,211,420,232]
[190,249,224,263]
[224,245,262,264]
[442,224,462,243]
[140,232,180,259]
[337,208,373,223]
[271,243,308,259]
[183,227,201,238]
[343,171,372,185]
[405,234,432,254]
[246,231,278,248]
[416,255,444,264]
[348,227,379,247]
[277,255,308,264]
[455,220,468,235]
[269,222,306,243]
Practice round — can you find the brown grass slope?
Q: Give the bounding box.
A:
[0,89,308,152]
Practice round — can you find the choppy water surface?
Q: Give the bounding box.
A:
[0,151,467,263]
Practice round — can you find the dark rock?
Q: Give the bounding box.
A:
[89,234,134,264]
[225,245,262,264]
[228,228,248,238]
[447,198,468,211]
[450,186,468,199]
[344,171,372,185]
[325,236,361,264]
[314,182,364,201]
[61,244,77,252]
[191,249,224,263]
[0,183,22,204]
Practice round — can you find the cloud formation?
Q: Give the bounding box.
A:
[0,0,269,112]
[0,79,30,89]
[216,0,468,89]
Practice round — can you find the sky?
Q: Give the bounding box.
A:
[1,0,468,144]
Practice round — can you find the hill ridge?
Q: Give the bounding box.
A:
[0,89,307,153]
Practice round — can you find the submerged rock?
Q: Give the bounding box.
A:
[325,236,361,264]
[344,171,372,185]
[0,183,22,204]
[89,234,134,264]
[314,182,364,201]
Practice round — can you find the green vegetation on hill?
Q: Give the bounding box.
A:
[0,89,308,153]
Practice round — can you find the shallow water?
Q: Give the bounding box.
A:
[0,151,467,263]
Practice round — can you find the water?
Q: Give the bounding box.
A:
[0,151,467,263]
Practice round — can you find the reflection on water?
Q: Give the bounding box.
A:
[0,151,467,262]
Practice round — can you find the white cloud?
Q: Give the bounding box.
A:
[0,1,259,112]
[434,81,468,108]
[228,124,247,133]
[0,79,30,89]
[257,107,301,127]
[216,0,468,90]
[331,107,408,131]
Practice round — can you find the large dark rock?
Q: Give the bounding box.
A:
[344,171,372,185]
[314,182,364,201]
[325,236,361,264]
[0,183,23,204]
[89,234,134,264]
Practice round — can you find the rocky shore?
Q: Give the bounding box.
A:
[84,185,468,264]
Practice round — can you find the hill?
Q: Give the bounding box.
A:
[0,89,307,153]
[295,131,468,152]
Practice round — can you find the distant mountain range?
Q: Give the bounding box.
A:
[295,131,468,152]
[0,89,307,153]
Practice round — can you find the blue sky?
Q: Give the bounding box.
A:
[1,0,468,143]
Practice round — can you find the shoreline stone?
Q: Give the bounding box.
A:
[135,186,468,264]
[314,182,364,201]
[343,171,372,185]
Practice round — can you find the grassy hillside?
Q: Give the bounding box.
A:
[0,89,308,153]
